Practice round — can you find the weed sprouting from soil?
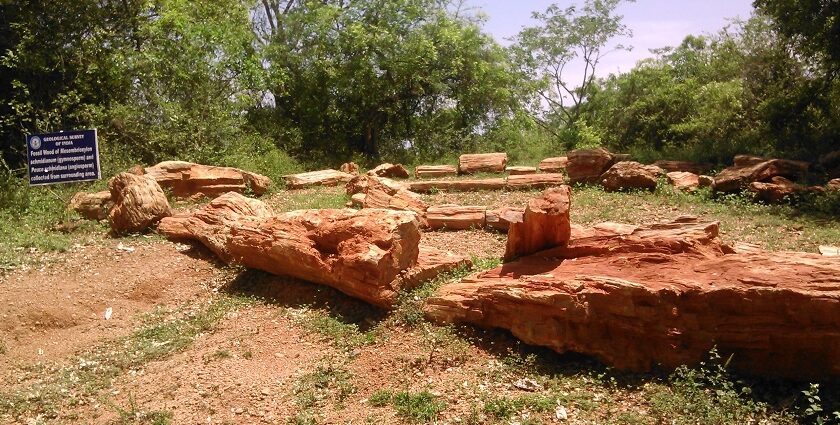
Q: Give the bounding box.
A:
[104,394,173,425]
[291,358,356,422]
[367,389,445,423]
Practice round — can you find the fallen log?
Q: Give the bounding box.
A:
[109,173,172,234]
[505,166,537,175]
[414,165,458,179]
[69,191,112,220]
[505,173,565,190]
[425,205,487,230]
[538,157,568,173]
[284,169,355,189]
[408,179,506,193]
[144,161,271,197]
[458,153,507,174]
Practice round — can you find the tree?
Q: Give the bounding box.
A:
[753,0,840,76]
[511,0,633,141]
[257,0,518,161]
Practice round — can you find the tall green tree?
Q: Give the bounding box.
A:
[0,0,144,169]
[511,0,633,143]
[257,0,518,161]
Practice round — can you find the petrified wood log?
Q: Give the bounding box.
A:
[367,163,410,179]
[601,161,664,192]
[284,169,355,189]
[425,205,487,230]
[504,187,571,261]
[505,173,565,190]
[143,161,271,197]
[425,217,840,379]
[458,153,508,174]
[408,179,507,193]
[666,171,700,192]
[415,165,458,179]
[505,166,537,175]
[339,162,360,175]
[538,157,568,173]
[566,148,615,184]
[160,195,422,308]
[653,160,712,175]
[713,158,810,193]
[109,173,171,234]
[69,191,112,220]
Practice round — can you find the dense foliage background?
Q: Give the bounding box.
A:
[1,0,838,178]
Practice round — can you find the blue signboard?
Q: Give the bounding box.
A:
[26,129,101,186]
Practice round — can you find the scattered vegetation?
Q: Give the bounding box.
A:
[289,308,378,352]
[367,389,445,423]
[291,360,356,423]
[105,395,173,425]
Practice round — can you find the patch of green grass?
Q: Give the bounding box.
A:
[368,389,394,407]
[269,186,349,212]
[0,295,252,421]
[482,394,556,420]
[392,390,446,423]
[290,308,377,352]
[370,389,445,423]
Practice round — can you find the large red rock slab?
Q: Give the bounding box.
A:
[284,169,355,189]
[666,171,700,192]
[601,161,663,192]
[162,199,422,308]
[566,148,615,184]
[653,160,712,175]
[458,153,508,174]
[713,158,810,193]
[69,190,112,220]
[415,165,458,179]
[346,174,406,196]
[538,157,568,173]
[505,174,565,190]
[748,176,805,203]
[368,163,410,179]
[108,173,172,234]
[504,187,571,261]
[143,161,271,197]
[828,178,840,191]
[426,205,487,230]
[425,218,840,379]
[408,179,506,193]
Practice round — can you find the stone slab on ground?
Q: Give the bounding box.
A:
[425,217,840,379]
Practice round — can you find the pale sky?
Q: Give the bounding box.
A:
[470,0,755,78]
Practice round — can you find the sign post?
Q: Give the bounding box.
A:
[26,129,101,186]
